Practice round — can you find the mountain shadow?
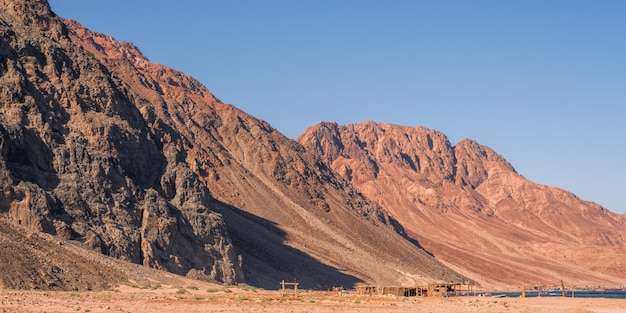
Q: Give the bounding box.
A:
[215,200,362,290]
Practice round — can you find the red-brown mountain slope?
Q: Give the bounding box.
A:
[0,0,462,289]
[298,121,626,289]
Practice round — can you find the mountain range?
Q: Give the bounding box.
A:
[0,0,461,290]
[298,121,626,288]
[1,0,624,291]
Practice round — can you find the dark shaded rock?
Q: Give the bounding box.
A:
[0,0,241,285]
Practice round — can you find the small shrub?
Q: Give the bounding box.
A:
[187,285,199,290]
[206,288,219,293]
[142,283,162,290]
[176,287,187,295]
[240,285,258,292]
[70,292,80,297]
[354,299,361,304]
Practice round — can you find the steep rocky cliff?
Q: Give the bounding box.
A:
[298,121,626,288]
[0,0,243,285]
[0,0,462,289]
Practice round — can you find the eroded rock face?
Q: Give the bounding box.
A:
[298,121,626,288]
[1,0,464,289]
[0,0,242,284]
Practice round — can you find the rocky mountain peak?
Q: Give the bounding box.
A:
[300,121,458,185]
[2,0,52,20]
[298,121,626,288]
[454,138,517,188]
[1,0,62,38]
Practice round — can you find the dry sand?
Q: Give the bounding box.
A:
[1,282,624,313]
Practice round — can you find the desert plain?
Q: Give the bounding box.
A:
[1,280,625,313]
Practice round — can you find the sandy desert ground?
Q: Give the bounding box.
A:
[1,281,625,313]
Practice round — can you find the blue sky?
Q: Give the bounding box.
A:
[48,1,626,214]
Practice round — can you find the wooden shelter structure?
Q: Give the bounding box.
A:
[356,282,463,297]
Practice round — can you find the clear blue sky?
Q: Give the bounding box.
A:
[48,1,626,214]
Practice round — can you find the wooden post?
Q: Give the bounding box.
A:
[522,286,526,298]
[560,280,565,297]
[537,283,541,297]
[280,279,299,296]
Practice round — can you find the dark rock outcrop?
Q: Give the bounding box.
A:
[1,0,241,285]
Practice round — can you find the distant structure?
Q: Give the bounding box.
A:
[356,282,466,297]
